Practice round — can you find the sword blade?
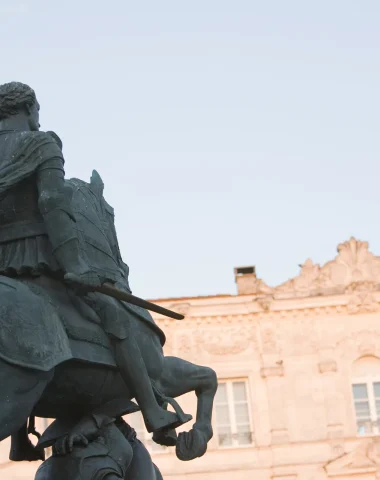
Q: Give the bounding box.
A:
[96,283,185,320]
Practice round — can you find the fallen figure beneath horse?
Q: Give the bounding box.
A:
[35,414,165,480]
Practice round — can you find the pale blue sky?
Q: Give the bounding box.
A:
[1,1,380,299]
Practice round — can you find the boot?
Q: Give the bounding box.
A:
[10,421,45,462]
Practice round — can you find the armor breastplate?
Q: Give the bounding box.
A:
[0,175,46,243]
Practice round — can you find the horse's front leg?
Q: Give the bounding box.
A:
[155,356,217,461]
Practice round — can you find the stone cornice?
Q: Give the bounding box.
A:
[152,238,380,320]
[153,295,380,327]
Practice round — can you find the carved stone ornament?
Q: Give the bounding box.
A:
[346,281,380,314]
[325,438,380,476]
[194,327,255,356]
[273,237,380,299]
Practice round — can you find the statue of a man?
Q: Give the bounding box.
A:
[0,82,184,434]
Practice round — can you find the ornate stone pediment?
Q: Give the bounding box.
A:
[325,439,380,476]
[272,238,380,300]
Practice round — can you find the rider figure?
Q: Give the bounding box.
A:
[0,81,184,434]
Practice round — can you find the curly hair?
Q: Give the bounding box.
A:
[0,82,37,121]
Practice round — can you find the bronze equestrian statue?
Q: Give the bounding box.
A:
[0,82,217,479]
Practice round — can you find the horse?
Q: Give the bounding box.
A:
[0,172,217,465]
[0,273,217,463]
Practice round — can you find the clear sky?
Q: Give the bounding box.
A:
[1,1,380,299]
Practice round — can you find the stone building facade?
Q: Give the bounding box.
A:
[2,237,380,480]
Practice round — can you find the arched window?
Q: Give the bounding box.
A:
[351,355,380,436]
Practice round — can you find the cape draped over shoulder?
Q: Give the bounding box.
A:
[0,130,64,195]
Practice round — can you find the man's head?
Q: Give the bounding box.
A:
[0,82,40,131]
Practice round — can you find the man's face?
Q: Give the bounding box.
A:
[27,101,40,131]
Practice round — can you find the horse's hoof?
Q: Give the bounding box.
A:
[152,428,177,447]
[175,429,208,461]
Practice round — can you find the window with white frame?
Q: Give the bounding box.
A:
[214,380,253,447]
[352,379,380,436]
[351,356,380,437]
[126,412,167,453]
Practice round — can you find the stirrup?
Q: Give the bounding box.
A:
[163,397,192,426]
[28,416,41,440]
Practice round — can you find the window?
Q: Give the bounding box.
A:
[352,381,380,436]
[351,356,380,436]
[214,380,253,447]
[126,412,167,453]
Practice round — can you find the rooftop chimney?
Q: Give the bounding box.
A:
[234,266,258,295]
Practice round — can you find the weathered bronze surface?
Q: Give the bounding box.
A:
[0,82,217,479]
